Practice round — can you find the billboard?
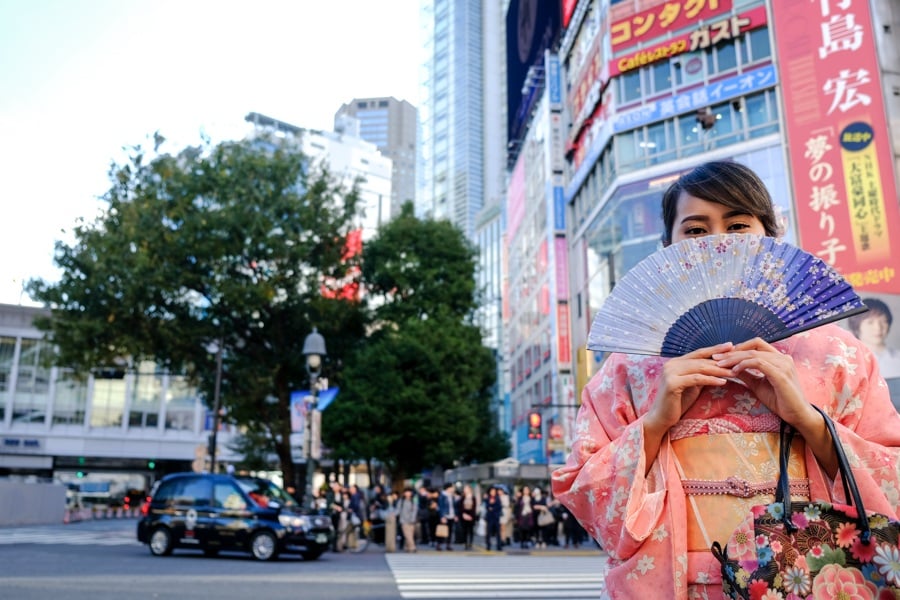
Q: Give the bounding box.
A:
[772,0,900,293]
[506,0,562,146]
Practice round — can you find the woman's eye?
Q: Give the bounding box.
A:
[728,223,751,231]
[684,226,706,235]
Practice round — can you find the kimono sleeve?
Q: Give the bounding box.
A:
[551,353,669,561]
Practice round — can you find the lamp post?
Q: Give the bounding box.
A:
[302,327,327,511]
[208,340,224,474]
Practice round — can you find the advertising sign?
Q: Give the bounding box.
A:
[610,0,732,51]
[772,0,900,293]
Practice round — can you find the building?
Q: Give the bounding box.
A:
[555,0,900,457]
[245,111,392,243]
[334,97,417,219]
[0,303,233,490]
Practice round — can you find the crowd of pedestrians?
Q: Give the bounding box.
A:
[311,480,591,553]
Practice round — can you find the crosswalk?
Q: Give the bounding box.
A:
[0,527,138,546]
[387,554,607,599]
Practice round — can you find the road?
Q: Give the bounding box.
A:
[0,518,608,599]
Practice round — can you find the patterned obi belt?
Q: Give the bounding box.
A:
[671,431,810,557]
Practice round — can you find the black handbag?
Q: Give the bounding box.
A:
[712,405,900,598]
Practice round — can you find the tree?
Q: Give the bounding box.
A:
[323,203,509,484]
[26,134,367,488]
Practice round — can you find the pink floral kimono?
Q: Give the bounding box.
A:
[552,324,900,599]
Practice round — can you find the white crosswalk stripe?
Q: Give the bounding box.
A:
[0,528,138,546]
[386,554,607,599]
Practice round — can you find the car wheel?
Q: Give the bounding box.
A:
[300,547,324,561]
[250,531,279,561]
[149,527,174,556]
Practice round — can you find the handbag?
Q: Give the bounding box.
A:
[537,508,555,527]
[712,405,900,599]
[435,523,450,539]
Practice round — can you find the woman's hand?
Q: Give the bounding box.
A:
[711,337,809,426]
[645,342,735,433]
[712,337,838,476]
[642,342,734,472]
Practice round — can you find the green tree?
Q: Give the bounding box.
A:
[323,204,508,484]
[26,134,367,488]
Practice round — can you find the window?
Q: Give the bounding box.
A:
[745,89,780,137]
[174,477,212,507]
[90,377,126,428]
[707,38,737,74]
[678,114,704,158]
[0,336,15,421]
[650,61,672,95]
[215,482,247,510]
[645,121,675,164]
[53,370,88,426]
[165,376,196,431]
[13,338,51,422]
[618,69,642,104]
[741,26,771,65]
[128,364,162,429]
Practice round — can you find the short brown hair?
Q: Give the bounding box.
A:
[661,161,781,245]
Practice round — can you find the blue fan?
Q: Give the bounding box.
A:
[587,234,867,357]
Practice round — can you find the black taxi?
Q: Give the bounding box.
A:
[137,472,332,561]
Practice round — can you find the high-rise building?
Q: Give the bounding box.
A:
[245,112,392,243]
[335,97,417,219]
[417,0,485,240]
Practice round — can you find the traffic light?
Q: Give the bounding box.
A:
[76,471,86,478]
[528,412,543,439]
[147,460,156,470]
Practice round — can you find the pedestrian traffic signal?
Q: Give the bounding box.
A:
[147,460,156,470]
[528,412,542,439]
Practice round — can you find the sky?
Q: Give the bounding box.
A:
[0,0,421,306]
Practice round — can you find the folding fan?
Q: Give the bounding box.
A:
[587,233,867,357]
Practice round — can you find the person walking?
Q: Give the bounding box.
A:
[397,487,418,553]
[482,486,504,551]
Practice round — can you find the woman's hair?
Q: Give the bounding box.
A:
[660,161,782,245]
[847,297,894,336]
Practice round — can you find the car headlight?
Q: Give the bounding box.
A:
[278,514,310,529]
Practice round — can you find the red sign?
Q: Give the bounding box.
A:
[609,6,767,77]
[557,304,571,365]
[610,0,732,51]
[773,0,900,293]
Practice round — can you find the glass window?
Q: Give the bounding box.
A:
[706,101,741,147]
[741,27,771,65]
[618,69,642,104]
[615,130,640,172]
[53,370,88,425]
[678,114,704,158]
[645,121,675,164]
[175,477,212,507]
[0,336,15,421]
[215,482,247,510]
[129,363,163,429]
[745,90,780,137]
[709,39,737,74]
[12,338,51,422]
[165,376,197,431]
[650,61,672,95]
[90,377,126,428]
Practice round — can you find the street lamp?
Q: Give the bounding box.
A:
[302,327,327,511]
[208,339,224,474]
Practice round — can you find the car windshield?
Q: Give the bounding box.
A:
[236,478,298,508]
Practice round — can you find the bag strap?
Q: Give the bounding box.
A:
[775,405,872,543]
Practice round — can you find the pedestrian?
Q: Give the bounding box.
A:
[397,487,418,553]
[513,486,535,549]
[416,485,433,545]
[436,482,457,550]
[498,487,513,546]
[552,160,900,598]
[325,481,345,552]
[458,484,477,550]
[482,486,504,551]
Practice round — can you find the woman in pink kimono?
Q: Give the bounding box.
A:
[552,161,900,599]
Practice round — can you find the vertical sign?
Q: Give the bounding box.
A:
[772,0,900,293]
